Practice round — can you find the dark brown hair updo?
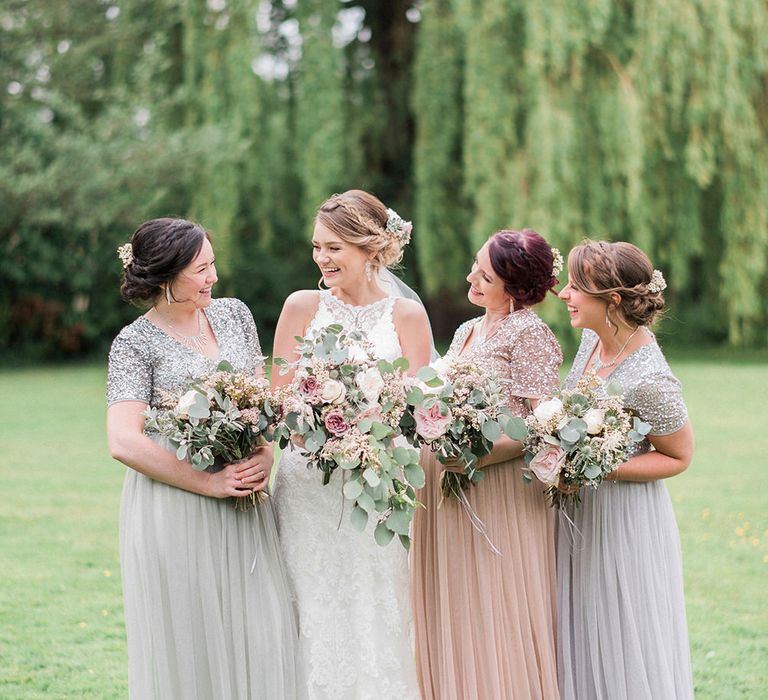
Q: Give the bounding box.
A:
[487,229,559,307]
[316,190,405,269]
[567,240,665,327]
[120,218,211,305]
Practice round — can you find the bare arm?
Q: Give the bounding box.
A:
[271,290,319,388]
[392,298,432,375]
[605,420,694,482]
[107,401,262,497]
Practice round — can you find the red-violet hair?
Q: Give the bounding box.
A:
[487,229,557,307]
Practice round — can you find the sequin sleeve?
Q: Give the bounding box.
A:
[231,298,264,370]
[506,322,563,398]
[628,371,688,436]
[106,328,152,406]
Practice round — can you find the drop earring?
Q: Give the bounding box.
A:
[165,284,173,305]
[317,277,328,290]
[364,260,373,282]
[605,311,612,328]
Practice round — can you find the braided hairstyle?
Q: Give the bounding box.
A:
[120,218,211,305]
[487,229,559,307]
[316,190,405,269]
[567,240,665,327]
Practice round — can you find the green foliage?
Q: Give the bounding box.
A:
[2,0,767,359]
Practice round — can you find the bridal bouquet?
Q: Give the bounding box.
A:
[143,360,279,509]
[273,324,425,548]
[406,358,526,499]
[522,372,650,508]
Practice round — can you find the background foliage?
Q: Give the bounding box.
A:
[2,0,767,360]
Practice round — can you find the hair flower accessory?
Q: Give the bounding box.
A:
[647,269,667,294]
[117,243,134,269]
[551,248,564,278]
[385,208,413,247]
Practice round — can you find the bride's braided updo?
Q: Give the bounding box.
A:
[316,190,406,269]
[567,240,666,327]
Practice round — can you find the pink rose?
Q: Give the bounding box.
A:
[298,376,319,399]
[324,409,350,437]
[353,405,383,425]
[414,403,452,441]
[529,445,566,487]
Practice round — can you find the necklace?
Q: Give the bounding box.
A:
[155,308,209,353]
[593,326,641,370]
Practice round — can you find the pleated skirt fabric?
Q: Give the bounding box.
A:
[120,468,305,700]
[556,480,693,700]
[411,450,560,700]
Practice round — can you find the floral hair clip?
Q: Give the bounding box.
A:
[551,248,564,278]
[647,269,667,294]
[117,243,134,269]
[385,208,413,247]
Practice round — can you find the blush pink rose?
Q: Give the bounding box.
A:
[529,445,566,486]
[324,409,350,437]
[414,403,452,441]
[298,376,319,399]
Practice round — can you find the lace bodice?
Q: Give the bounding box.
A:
[308,290,402,361]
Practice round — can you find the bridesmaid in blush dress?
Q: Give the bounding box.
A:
[411,229,562,700]
[557,240,694,700]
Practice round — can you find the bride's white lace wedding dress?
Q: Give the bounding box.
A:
[274,290,421,700]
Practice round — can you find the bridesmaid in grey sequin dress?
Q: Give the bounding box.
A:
[557,241,694,700]
[106,218,303,699]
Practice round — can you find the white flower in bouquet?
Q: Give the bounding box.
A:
[320,379,346,404]
[533,397,564,424]
[529,445,566,486]
[347,342,370,364]
[430,356,451,379]
[176,389,202,419]
[583,407,606,435]
[355,366,385,405]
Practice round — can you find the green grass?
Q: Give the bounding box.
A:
[0,360,766,698]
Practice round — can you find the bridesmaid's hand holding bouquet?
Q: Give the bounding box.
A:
[523,372,650,508]
[143,360,280,509]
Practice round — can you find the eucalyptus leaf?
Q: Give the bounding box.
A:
[343,479,364,500]
[350,505,368,532]
[481,420,502,441]
[386,509,412,536]
[363,467,381,487]
[374,522,395,546]
[416,366,438,382]
[403,463,426,488]
[357,491,375,513]
[406,386,425,406]
[392,447,411,466]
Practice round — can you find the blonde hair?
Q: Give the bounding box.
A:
[316,190,404,269]
[567,240,666,327]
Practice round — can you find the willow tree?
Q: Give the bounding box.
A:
[427,0,768,345]
[296,0,346,227]
[411,0,469,302]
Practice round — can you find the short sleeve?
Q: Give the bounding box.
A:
[507,322,563,398]
[628,371,688,435]
[233,298,264,370]
[106,330,152,405]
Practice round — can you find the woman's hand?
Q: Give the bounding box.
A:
[203,463,259,499]
[233,444,274,492]
[441,457,466,473]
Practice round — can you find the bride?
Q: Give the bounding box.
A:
[271,190,432,699]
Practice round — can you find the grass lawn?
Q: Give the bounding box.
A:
[0,357,766,698]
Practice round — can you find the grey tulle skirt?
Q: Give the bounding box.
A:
[120,469,305,699]
[556,480,694,700]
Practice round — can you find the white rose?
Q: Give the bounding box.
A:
[533,397,564,424]
[176,390,201,419]
[430,356,451,379]
[583,407,605,435]
[320,379,347,404]
[355,367,385,405]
